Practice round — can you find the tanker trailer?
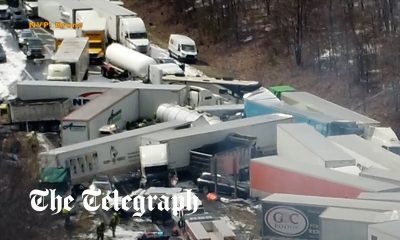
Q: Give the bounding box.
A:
[101,43,156,80]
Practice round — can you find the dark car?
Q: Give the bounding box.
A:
[196,172,249,199]
[0,44,6,63]
[21,37,44,59]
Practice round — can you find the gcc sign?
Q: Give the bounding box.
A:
[265,206,309,237]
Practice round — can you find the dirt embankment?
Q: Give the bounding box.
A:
[125,0,400,130]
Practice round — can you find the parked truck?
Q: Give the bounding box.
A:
[47,37,89,82]
[0,98,72,132]
[38,0,106,61]
[84,0,150,54]
[101,43,156,79]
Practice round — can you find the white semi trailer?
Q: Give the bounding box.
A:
[141,114,293,169]
[61,88,139,145]
[41,121,190,184]
[84,0,149,54]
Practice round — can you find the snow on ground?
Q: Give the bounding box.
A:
[0,28,26,99]
[150,43,205,77]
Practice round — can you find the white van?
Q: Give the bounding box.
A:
[168,34,197,63]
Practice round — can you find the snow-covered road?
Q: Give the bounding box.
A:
[0,25,27,98]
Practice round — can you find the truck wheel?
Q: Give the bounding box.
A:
[38,125,46,133]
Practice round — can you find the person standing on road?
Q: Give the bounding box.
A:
[96,222,106,240]
[109,213,120,237]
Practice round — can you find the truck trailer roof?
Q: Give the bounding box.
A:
[63,88,136,121]
[143,114,293,141]
[328,134,400,171]
[320,207,398,223]
[52,37,89,63]
[44,0,92,10]
[76,10,106,31]
[358,192,400,202]
[262,193,400,211]
[281,91,379,125]
[83,0,137,16]
[47,120,190,155]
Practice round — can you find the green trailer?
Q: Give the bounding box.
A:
[268,85,296,99]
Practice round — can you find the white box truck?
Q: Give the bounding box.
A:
[61,88,139,146]
[47,37,90,82]
[84,0,149,54]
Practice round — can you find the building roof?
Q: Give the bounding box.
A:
[63,88,136,121]
[142,114,293,141]
[278,123,355,167]
[369,221,400,237]
[252,156,400,192]
[52,37,89,63]
[262,193,400,211]
[320,207,399,223]
[281,91,379,124]
[47,120,190,155]
[328,134,400,171]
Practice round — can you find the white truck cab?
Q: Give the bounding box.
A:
[168,34,197,63]
[119,17,149,55]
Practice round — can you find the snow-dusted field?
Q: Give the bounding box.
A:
[0,27,27,98]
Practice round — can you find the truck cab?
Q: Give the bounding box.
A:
[139,144,169,187]
[119,17,149,55]
[189,86,224,108]
[168,34,197,63]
